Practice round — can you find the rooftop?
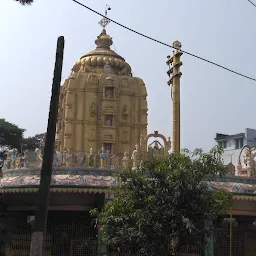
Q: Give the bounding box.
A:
[215,132,245,141]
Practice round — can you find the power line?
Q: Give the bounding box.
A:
[247,0,256,8]
[72,0,256,82]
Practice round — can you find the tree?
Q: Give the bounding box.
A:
[22,133,45,150]
[92,146,233,256]
[16,0,34,5]
[0,119,25,150]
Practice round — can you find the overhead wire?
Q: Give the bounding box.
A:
[247,0,256,8]
[72,0,256,82]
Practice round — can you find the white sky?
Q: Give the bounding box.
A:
[0,0,256,151]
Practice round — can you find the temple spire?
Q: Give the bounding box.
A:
[98,4,111,29]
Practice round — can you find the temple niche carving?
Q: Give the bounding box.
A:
[148,141,164,159]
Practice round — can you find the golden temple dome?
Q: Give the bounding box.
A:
[72,29,132,76]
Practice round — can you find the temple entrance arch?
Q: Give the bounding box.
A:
[140,131,171,158]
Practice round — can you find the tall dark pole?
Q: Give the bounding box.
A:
[29,36,65,256]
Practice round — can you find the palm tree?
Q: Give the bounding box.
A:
[16,0,34,5]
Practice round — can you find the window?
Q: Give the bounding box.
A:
[235,138,243,149]
[104,115,113,126]
[104,87,114,98]
[235,139,240,149]
[103,143,112,154]
[223,140,227,148]
[239,138,243,148]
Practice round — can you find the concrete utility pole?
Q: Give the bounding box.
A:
[166,41,183,153]
[29,36,64,256]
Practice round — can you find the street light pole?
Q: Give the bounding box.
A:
[29,36,65,256]
[166,41,183,153]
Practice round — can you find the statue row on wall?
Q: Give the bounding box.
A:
[2,132,171,171]
[2,142,167,171]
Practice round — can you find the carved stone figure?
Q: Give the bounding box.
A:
[23,150,29,168]
[15,155,22,169]
[10,149,18,169]
[148,141,164,159]
[123,104,128,116]
[122,151,129,169]
[75,152,85,167]
[3,151,11,170]
[35,148,43,167]
[64,149,72,167]
[87,148,94,167]
[244,149,256,176]
[105,87,114,98]
[131,144,141,170]
[166,137,171,153]
[99,147,108,168]
[53,151,62,167]
[90,103,96,116]
[139,134,147,152]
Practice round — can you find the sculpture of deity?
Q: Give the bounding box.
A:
[23,150,29,168]
[15,154,22,169]
[87,148,94,167]
[99,147,108,168]
[166,137,171,153]
[139,134,147,152]
[35,148,43,167]
[131,144,141,170]
[123,104,128,115]
[53,151,62,167]
[105,87,114,98]
[122,151,129,169]
[244,149,256,176]
[3,151,11,170]
[75,152,85,167]
[64,149,72,167]
[10,149,18,169]
[104,115,113,126]
[90,103,96,115]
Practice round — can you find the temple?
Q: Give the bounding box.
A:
[1,26,256,256]
[56,28,147,158]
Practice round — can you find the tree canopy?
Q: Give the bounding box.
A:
[16,0,34,5]
[92,146,233,256]
[22,133,45,150]
[0,118,44,153]
[0,119,25,150]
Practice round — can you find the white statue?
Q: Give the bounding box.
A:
[53,151,62,167]
[23,149,29,168]
[10,148,18,169]
[131,144,141,170]
[35,148,43,167]
[122,151,129,169]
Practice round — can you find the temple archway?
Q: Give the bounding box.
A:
[140,131,171,157]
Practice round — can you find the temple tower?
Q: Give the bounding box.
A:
[56,28,148,157]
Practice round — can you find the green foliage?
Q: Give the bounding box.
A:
[0,119,25,150]
[16,0,34,5]
[93,147,232,255]
[22,133,45,150]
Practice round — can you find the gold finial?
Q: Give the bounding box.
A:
[98,4,111,29]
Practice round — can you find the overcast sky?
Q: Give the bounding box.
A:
[0,0,255,151]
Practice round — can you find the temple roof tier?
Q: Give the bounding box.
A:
[72,29,132,76]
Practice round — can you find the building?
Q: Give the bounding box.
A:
[215,128,256,168]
